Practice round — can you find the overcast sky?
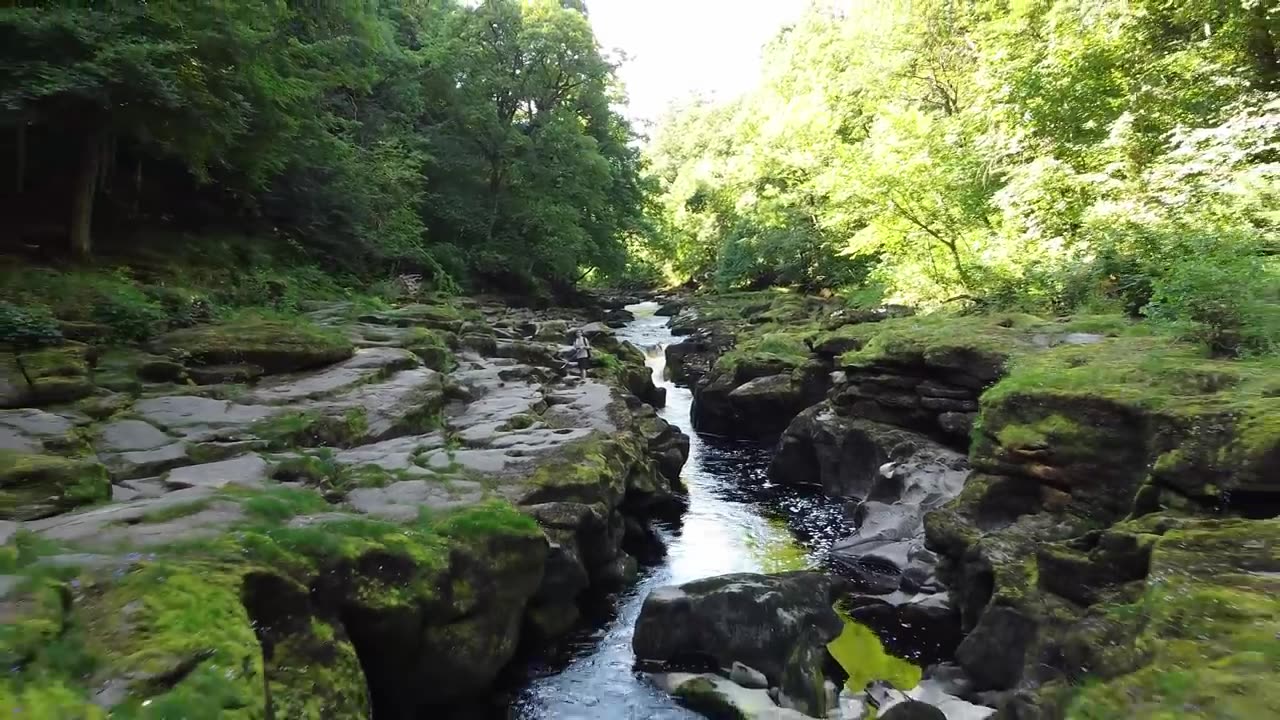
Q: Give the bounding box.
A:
[586,0,811,128]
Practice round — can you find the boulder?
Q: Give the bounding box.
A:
[155,319,354,375]
[0,344,94,408]
[633,572,845,717]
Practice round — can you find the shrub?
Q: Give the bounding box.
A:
[0,302,63,351]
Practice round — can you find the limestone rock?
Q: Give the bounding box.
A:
[155,319,354,374]
[163,454,269,490]
[633,571,844,717]
[98,419,172,452]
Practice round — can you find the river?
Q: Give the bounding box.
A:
[508,302,848,719]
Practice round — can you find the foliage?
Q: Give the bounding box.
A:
[641,0,1280,355]
[0,301,62,352]
[2,0,644,295]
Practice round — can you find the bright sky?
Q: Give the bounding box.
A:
[586,0,811,128]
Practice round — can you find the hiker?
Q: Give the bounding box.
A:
[571,330,592,378]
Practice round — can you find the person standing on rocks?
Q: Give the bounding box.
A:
[572,330,592,378]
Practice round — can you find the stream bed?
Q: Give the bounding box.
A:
[508,302,848,719]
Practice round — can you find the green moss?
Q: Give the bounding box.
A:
[1065,518,1280,720]
[827,606,922,693]
[838,313,1036,369]
[401,326,455,372]
[432,500,540,541]
[2,344,95,405]
[522,432,639,506]
[251,410,369,450]
[717,327,818,375]
[671,677,747,720]
[156,316,353,374]
[0,451,111,521]
[995,413,1098,452]
[261,616,369,719]
[236,486,332,524]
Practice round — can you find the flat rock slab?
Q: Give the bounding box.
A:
[102,442,191,481]
[0,408,78,437]
[653,672,816,720]
[540,380,619,433]
[0,520,17,545]
[97,419,172,452]
[245,347,420,404]
[164,454,269,490]
[0,408,79,452]
[135,396,278,430]
[315,367,442,440]
[346,479,485,521]
[25,488,216,543]
[333,433,446,472]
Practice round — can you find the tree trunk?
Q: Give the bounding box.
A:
[14,122,25,194]
[70,130,105,258]
[1249,0,1279,88]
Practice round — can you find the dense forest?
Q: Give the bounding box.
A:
[643,0,1279,356]
[2,0,644,295]
[1,3,1279,720]
[3,0,1277,355]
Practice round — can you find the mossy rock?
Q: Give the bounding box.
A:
[1063,518,1280,719]
[0,344,94,408]
[0,450,110,520]
[518,433,642,508]
[670,677,748,720]
[975,334,1280,511]
[155,318,353,375]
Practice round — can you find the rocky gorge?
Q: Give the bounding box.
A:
[630,291,1278,720]
[3,287,1276,720]
[0,293,691,718]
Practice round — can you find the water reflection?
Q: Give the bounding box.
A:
[510,302,847,720]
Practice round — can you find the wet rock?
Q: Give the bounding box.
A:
[654,672,815,720]
[844,594,962,667]
[881,699,946,720]
[772,403,968,595]
[954,605,1038,691]
[633,571,844,717]
[730,661,769,689]
[655,299,683,317]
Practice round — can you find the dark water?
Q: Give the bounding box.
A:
[507,303,847,719]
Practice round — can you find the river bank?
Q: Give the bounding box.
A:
[632,290,1278,720]
[1,290,691,718]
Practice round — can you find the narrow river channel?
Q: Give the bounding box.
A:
[509,302,847,719]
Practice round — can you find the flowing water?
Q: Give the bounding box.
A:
[508,302,848,719]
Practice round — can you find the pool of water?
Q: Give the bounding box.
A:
[508,302,848,719]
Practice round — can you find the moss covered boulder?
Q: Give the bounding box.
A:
[155,318,353,375]
[1,492,549,719]
[0,344,95,408]
[1059,517,1280,719]
[0,451,110,520]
